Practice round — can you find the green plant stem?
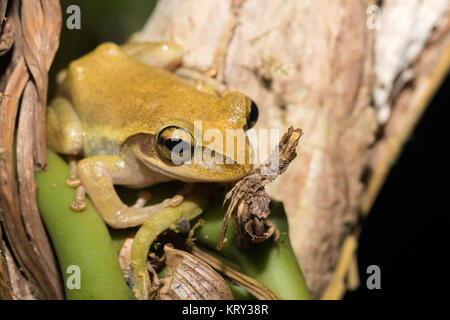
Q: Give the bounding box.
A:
[35,150,134,300]
[35,150,309,300]
[131,190,208,299]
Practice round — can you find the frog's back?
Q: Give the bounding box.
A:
[58,42,218,155]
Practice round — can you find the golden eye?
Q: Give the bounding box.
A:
[156,126,194,164]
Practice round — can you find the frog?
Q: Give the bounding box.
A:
[46,42,258,229]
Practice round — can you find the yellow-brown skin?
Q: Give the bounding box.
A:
[47,42,254,228]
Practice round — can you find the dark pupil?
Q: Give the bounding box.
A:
[165,139,189,154]
[248,100,259,127]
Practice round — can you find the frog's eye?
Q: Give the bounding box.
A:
[156,126,194,164]
[247,100,259,129]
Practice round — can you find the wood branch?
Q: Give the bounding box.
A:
[325,1,450,300]
[136,0,449,298]
[0,0,63,299]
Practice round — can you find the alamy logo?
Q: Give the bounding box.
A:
[66,265,81,290]
[366,265,381,290]
[66,5,81,30]
[366,5,381,30]
[164,122,281,175]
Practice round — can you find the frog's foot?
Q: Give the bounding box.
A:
[70,185,87,211]
[174,67,231,97]
[46,97,83,156]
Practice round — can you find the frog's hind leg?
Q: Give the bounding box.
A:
[47,97,87,209]
[47,97,83,155]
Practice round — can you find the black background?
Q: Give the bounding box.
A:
[345,76,449,299]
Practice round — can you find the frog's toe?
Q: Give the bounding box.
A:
[70,199,87,211]
[168,195,183,207]
[66,178,81,188]
[70,185,87,211]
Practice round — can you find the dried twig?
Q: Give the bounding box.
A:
[0,1,13,56]
[217,127,303,250]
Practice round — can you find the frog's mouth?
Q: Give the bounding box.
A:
[130,133,253,183]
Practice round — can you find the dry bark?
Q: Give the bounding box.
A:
[0,0,62,299]
[136,0,450,298]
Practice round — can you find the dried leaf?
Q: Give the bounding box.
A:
[0,6,14,56]
[3,242,35,300]
[0,239,13,300]
[21,0,61,169]
[159,246,233,300]
[190,246,282,300]
[218,127,302,250]
[17,80,62,296]
[0,0,63,299]
[118,232,135,285]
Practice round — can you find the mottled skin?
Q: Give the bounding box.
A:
[47,42,254,228]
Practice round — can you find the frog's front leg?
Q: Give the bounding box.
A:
[122,41,227,96]
[77,155,182,228]
[121,41,183,71]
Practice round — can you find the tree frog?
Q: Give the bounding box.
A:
[46,42,258,229]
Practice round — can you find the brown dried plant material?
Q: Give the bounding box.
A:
[190,245,282,300]
[0,1,13,56]
[0,241,13,300]
[21,0,61,169]
[218,127,302,250]
[3,244,35,299]
[0,2,13,290]
[0,0,6,31]
[158,246,233,300]
[0,0,62,299]
[118,232,135,284]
